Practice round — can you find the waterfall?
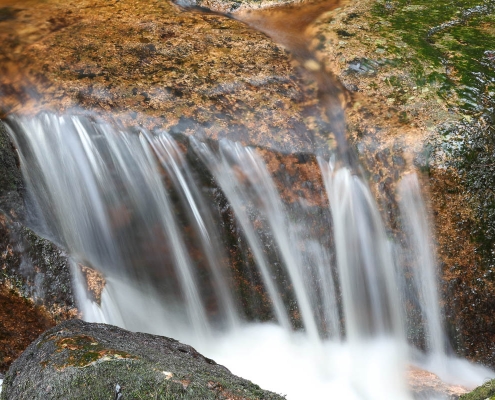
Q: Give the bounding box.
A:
[5,112,494,399]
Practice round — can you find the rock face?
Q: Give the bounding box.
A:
[1,319,284,400]
[1,0,494,373]
[0,287,55,373]
[0,120,76,372]
[0,119,75,317]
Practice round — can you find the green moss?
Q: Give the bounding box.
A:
[51,335,137,369]
[460,379,495,399]
[371,0,495,114]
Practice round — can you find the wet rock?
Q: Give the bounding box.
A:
[408,367,469,399]
[459,378,495,400]
[0,287,55,373]
[0,120,76,372]
[78,264,105,306]
[1,319,284,400]
[0,0,336,154]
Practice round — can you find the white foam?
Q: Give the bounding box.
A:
[200,323,413,400]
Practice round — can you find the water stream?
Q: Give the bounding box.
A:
[5,112,494,399]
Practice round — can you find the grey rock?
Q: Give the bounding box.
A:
[1,319,285,400]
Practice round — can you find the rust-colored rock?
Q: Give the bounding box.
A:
[408,366,469,399]
[78,264,105,306]
[0,0,339,154]
[0,286,55,373]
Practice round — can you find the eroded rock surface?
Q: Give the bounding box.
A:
[1,319,284,400]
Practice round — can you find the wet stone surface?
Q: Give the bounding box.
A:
[0,0,338,154]
[0,118,76,373]
[0,286,55,373]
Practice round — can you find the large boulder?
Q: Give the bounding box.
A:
[1,319,284,400]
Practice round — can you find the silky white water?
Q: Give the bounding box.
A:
[6,112,494,399]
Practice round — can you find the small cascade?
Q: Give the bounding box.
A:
[399,174,447,359]
[5,112,494,399]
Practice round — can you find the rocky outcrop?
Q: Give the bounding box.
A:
[459,379,495,400]
[1,0,494,372]
[1,319,284,400]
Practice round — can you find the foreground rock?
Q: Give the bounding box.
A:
[459,379,495,400]
[1,319,284,400]
[408,367,469,399]
[0,287,55,373]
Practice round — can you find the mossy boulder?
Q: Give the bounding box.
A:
[459,379,495,400]
[1,319,285,400]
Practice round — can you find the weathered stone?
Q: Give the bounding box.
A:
[78,264,105,306]
[1,319,284,400]
[0,0,494,373]
[408,366,469,399]
[0,0,337,154]
[0,286,55,373]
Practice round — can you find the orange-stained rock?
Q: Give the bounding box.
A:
[0,0,339,154]
[0,286,56,373]
[78,264,106,306]
[408,366,469,399]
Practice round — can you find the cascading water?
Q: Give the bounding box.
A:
[5,112,494,399]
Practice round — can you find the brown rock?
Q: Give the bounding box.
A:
[408,366,469,399]
[0,286,55,373]
[0,0,339,154]
[78,264,105,306]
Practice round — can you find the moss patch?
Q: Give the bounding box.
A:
[460,379,495,400]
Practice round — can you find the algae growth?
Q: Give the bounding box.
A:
[372,0,495,114]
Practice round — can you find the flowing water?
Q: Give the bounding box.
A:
[5,112,494,399]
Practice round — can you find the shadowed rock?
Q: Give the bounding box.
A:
[1,319,285,400]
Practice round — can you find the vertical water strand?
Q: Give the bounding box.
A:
[304,239,341,340]
[78,122,212,338]
[319,160,404,338]
[190,137,292,331]
[222,142,321,343]
[319,158,412,399]
[145,131,238,330]
[135,132,211,339]
[398,174,447,361]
